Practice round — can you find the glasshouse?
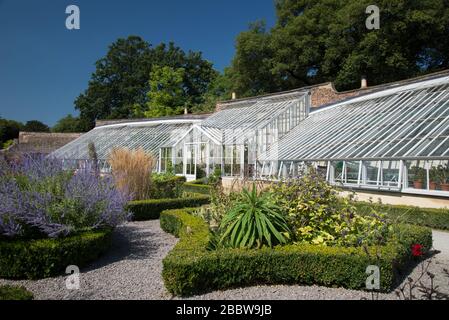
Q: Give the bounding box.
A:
[52,73,449,197]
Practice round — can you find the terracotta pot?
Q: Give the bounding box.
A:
[429,181,438,190]
[413,180,423,189]
[441,183,449,191]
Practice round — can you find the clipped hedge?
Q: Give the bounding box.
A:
[151,175,186,199]
[0,285,34,300]
[0,229,112,280]
[128,194,210,221]
[161,209,432,296]
[183,183,212,195]
[355,202,449,230]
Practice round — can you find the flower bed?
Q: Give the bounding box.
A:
[127,194,210,221]
[0,229,112,279]
[0,155,130,279]
[160,208,432,296]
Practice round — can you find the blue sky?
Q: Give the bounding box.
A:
[0,0,276,126]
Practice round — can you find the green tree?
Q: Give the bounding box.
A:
[75,36,217,129]
[231,0,449,93]
[0,117,24,146]
[52,115,85,133]
[23,120,50,133]
[228,21,283,97]
[142,66,186,117]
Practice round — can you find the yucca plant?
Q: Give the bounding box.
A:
[219,184,290,249]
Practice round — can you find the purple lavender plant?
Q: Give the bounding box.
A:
[0,154,131,239]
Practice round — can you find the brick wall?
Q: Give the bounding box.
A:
[310,83,361,108]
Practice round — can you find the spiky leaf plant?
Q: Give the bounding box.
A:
[219,184,290,249]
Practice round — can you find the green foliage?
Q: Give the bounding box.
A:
[228,0,449,95]
[219,184,290,248]
[52,114,84,133]
[150,174,186,199]
[0,285,34,300]
[0,118,23,146]
[127,194,210,221]
[2,139,14,150]
[141,66,186,117]
[75,37,217,129]
[355,202,449,231]
[270,172,391,247]
[23,120,50,133]
[0,229,112,279]
[183,183,211,195]
[161,208,432,296]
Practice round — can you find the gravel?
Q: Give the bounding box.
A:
[1,223,448,300]
[0,220,177,300]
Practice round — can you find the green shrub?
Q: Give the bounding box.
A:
[219,184,290,248]
[161,208,432,296]
[127,194,210,221]
[0,285,34,300]
[269,172,391,246]
[150,174,186,199]
[0,229,112,279]
[355,202,449,230]
[183,183,212,195]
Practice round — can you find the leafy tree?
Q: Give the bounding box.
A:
[228,21,284,97]
[231,0,449,93]
[0,118,24,146]
[23,120,50,133]
[75,36,153,130]
[140,66,186,118]
[75,36,217,129]
[191,71,234,113]
[52,115,84,133]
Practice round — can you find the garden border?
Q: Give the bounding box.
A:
[0,229,113,280]
[161,209,432,296]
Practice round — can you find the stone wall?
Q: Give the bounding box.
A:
[6,132,82,156]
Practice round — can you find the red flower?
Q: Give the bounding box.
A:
[411,244,423,257]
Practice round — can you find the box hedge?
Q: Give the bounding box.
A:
[161,209,432,296]
[183,183,212,195]
[0,229,113,280]
[355,201,449,230]
[0,285,34,300]
[127,194,210,221]
[150,175,186,199]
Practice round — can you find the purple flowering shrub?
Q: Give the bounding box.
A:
[0,155,131,239]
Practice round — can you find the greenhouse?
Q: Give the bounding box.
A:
[51,73,449,196]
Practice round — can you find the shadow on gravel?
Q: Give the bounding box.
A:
[82,223,167,272]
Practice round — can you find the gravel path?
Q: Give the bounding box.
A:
[0,220,177,300]
[1,223,448,300]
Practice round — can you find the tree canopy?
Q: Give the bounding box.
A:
[75,36,217,130]
[23,120,50,133]
[52,115,84,133]
[226,0,449,95]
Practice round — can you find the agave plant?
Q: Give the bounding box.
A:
[219,184,290,249]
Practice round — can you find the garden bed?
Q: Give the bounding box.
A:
[0,229,113,280]
[127,194,211,221]
[355,202,449,230]
[160,209,432,296]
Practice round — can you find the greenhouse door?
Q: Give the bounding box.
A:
[184,143,208,181]
[184,144,196,181]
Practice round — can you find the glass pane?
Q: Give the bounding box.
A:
[382,161,400,188]
[406,160,427,190]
